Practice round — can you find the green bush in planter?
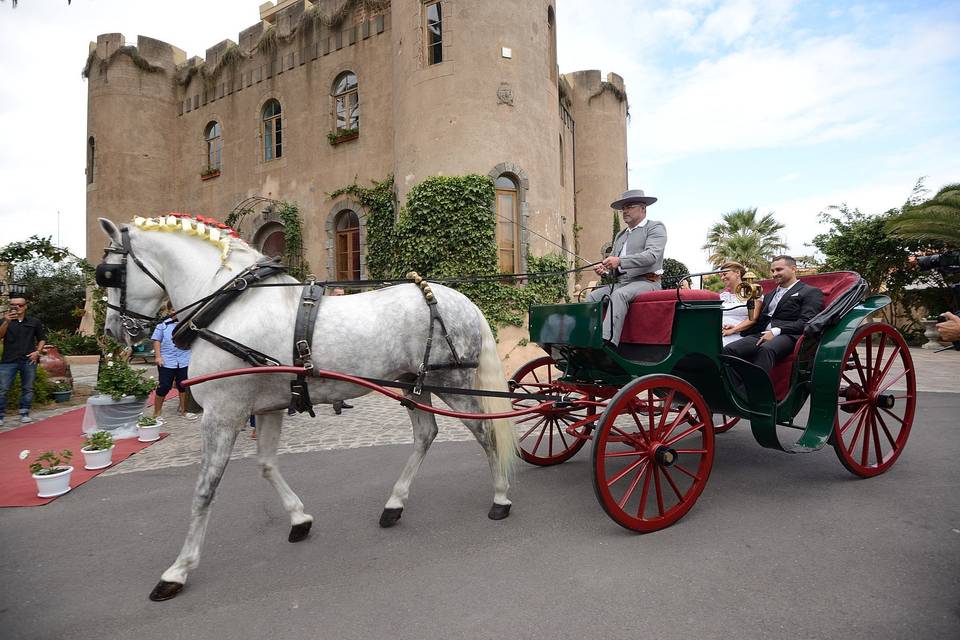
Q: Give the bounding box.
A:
[137,415,158,427]
[96,358,157,401]
[29,449,72,475]
[82,431,113,451]
[45,329,101,356]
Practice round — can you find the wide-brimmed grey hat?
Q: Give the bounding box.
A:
[611,189,657,210]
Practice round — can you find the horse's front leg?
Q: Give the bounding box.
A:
[254,411,313,542]
[380,392,439,528]
[149,414,240,601]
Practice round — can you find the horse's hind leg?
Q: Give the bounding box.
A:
[149,414,239,602]
[380,392,439,528]
[438,392,512,520]
[254,411,313,542]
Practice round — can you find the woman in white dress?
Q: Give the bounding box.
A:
[718,261,762,346]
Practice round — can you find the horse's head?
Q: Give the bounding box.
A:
[97,218,167,344]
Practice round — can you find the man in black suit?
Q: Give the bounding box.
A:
[722,255,824,372]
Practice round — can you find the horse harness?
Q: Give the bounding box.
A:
[97,232,477,414]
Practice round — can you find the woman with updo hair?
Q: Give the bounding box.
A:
[718,261,762,346]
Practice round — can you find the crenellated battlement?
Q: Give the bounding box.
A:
[83,34,186,79]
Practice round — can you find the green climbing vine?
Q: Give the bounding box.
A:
[331,175,568,329]
[224,201,309,280]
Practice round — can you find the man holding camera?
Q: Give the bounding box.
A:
[0,297,46,426]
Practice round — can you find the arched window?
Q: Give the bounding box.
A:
[495,175,520,274]
[335,210,361,280]
[255,222,286,258]
[205,121,222,170]
[332,71,359,132]
[86,136,95,185]
[261,99,282,161]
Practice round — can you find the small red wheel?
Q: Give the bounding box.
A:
[509,356,597,466]
[832,323,916,477]
[592,375,715,532]
[713,414,740,434]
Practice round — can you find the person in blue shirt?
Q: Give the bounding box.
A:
[150,305,198,420]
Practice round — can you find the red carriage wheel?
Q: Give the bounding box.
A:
[832,323,916,477]
[713,414,740,434]
[509,356,597,466]
[592,375,715,532]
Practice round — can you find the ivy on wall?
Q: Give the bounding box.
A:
[332,175,568,329]
[225,201,309,280]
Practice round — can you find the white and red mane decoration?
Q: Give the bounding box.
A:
[131,212,244,264]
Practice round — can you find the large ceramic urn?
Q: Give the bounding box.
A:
[40,345,72,380]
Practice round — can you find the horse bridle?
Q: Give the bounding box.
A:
[95,226,166,337]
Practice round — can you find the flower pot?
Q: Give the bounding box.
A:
[138,419,163,442]
[81,445,115,470]
[87,395,149,432]
[921,318,946,350]
[52,390,73,403]
[40,345,72,379]
[33,466,73,498]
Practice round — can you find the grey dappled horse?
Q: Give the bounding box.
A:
[97,217,517,601]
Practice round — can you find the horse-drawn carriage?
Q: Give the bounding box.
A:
[508,271,916,532]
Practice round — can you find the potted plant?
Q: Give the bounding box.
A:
[201,165,221,180]
[51,379,73,403]
[137,414,163,442]
[28,449,74,498]
[88,356,157,433]
[327,127,359,145]
[81,430,115,470]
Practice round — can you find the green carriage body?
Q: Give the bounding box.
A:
[517,273,916,532]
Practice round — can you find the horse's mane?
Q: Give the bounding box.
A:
[132,212,260,265]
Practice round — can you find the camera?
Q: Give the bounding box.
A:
[915,250,960,275]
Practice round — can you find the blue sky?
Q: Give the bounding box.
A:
[0,0,957,273]
[557,0,960,270]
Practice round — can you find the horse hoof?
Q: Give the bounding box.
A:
[149,580,184,601]
[289,521,312,543]
[379,507,403,528]
[488,503,511,520]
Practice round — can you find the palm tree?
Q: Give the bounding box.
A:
[702,208,788,276]
[887,183,960,247]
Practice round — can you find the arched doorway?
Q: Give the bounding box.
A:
[335,210,361,281]
[255,222,286,259]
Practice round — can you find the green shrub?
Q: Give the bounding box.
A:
[82,431,114,451]
[96,357,157,401]
[29,449,72,475]
[46,329,101,356]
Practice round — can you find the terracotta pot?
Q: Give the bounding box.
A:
[40,345,72,380]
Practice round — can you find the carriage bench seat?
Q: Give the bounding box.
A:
[759,271,864,400]
[620,289,720,345]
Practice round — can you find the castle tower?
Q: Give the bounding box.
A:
[564,70,629,261]
[390,0,564,267]
[84,34,185,262]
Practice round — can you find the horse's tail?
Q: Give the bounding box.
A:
[476,317,519,478]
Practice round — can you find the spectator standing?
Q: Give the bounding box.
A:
[0,297,46,425]
[151,307,198,420]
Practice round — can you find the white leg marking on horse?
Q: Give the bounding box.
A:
[256,411,313,526]
[160,414,239,586]
[384,393,439,510]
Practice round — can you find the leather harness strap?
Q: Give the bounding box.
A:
[173,256,287,349]
[288,280,324,417]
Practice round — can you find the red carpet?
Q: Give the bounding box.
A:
[0,407,168,508]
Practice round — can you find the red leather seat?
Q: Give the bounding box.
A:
[620,289,720,345]
[761,272,862,399]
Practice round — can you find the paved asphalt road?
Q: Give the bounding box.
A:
[2,391,958,640]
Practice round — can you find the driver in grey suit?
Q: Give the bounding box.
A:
[587,189,667,346]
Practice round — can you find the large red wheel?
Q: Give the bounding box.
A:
[509,356,597,466]
[832,323,916,477]
[713,414,740,434]
[592,375,715,532]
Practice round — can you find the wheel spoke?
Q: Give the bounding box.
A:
[531,420,548,454]
[865,334,873,382]
[844,409,867,452]
[659,401,694,443]
[637,462,653,519]
[674,448,708,454]
[653,466,665,517]
[515,413,541,425]
[878,368,911,395]
[605,449,646,458]
[859,413,872,467]
[874,411,898,450]
[875,343,901,386]
[654,390,675,439]
[665,419,706,447]
[850,350,868,387]
[879,406,905,426]
[870,334,888,386]
[673,463,701,481]
[661,467,684,502]
[554,419,571,450]
[519,416,548,442]
[871,411,884,467]
[838,398,868,407]
[609,423,646,449]
[627,411,652,445]
[606,454,649,488]
[839,404,868,435]
[615,460,650,509]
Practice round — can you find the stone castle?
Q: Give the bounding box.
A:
[84,0,628,281]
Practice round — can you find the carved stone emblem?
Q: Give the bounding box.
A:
[497,82,514,106]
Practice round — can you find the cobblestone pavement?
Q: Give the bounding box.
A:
[8,347,958,475]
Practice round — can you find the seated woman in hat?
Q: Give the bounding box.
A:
[718,261,762,346]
